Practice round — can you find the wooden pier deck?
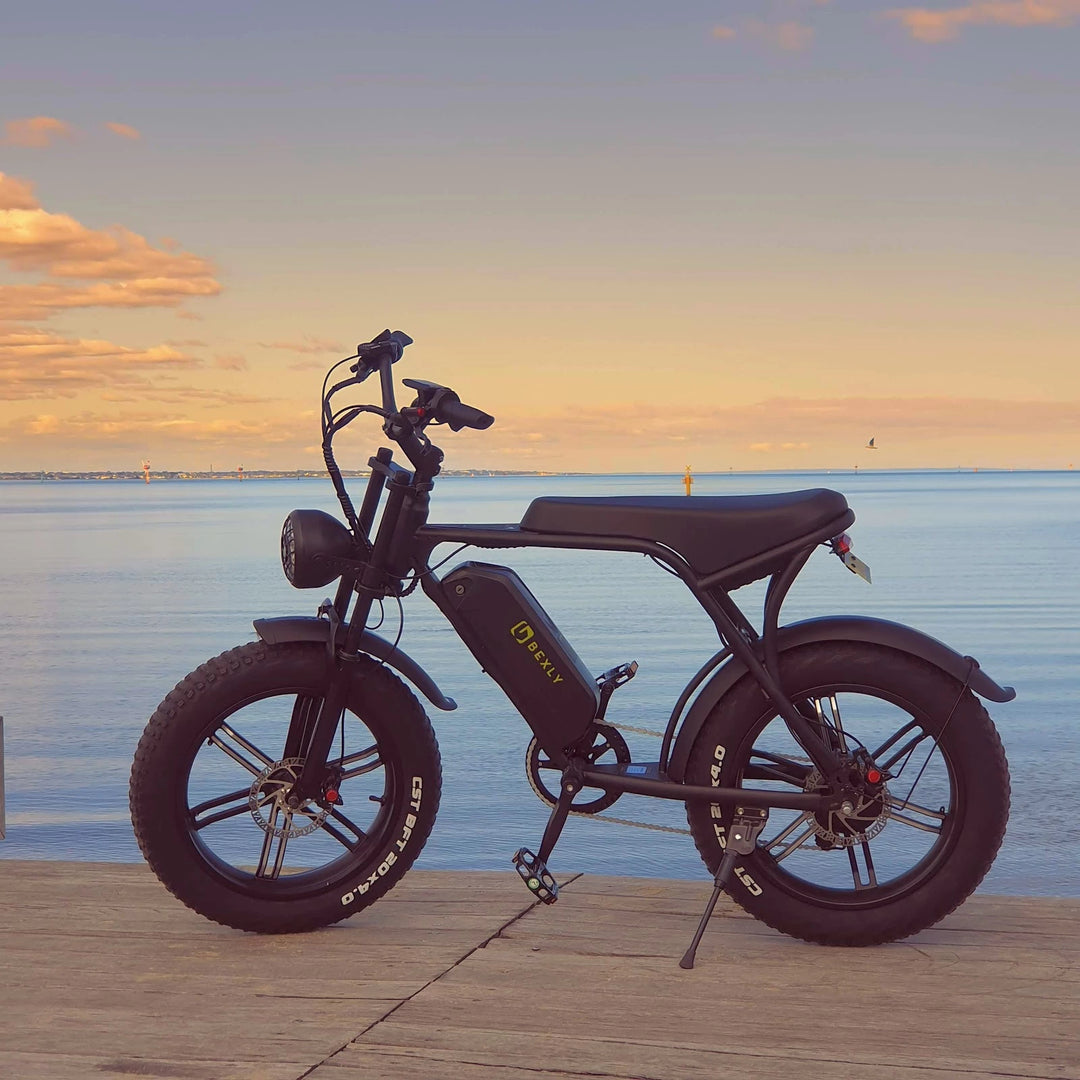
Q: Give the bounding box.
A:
[0,861,1076,1079]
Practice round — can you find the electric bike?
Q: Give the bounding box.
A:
[129,330,1013,967]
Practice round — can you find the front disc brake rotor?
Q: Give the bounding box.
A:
[248,757,329,838]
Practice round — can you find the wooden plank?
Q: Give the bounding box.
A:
[0,862,537,1077]
[317,1031,1080,1080]
[2,862,1078,1080]
[326,874,1080,1080]
[0,1050,311,1080]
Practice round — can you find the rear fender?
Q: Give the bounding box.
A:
[253,615,457,712]
[667,615,1013,783]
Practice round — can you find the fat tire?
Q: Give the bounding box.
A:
[129,641,441,933]
[684,642,1010,945]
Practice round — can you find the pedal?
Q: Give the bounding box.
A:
[596,660,638,718]
[596,660,638,693]
[511,847,559,904]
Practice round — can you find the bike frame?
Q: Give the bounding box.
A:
[283,354,855,817]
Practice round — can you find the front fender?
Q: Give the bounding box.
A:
[253,616,457,712]
[667,615,1014,783]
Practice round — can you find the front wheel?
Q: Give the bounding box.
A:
[685,642,1010,945]
[130,641,442,932]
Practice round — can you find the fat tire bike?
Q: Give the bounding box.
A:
[130,330,1012,967]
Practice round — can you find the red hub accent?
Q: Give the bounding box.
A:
[325,788,341,804]
[866,768,882,784]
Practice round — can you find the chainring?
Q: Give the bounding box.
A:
[525,724,631,815]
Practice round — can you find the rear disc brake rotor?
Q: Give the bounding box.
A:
[803,768,889,849]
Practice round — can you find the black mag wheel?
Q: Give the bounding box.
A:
[684,642,1010,946]
[129,641,441,933]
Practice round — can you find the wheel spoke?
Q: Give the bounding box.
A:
[191,786,252,830]
[888,796,946,834]
[295,805,369,851]
[861,842,878,887]
[847,842,878,890]
[255,802,290,878]
[746,749,812,786]
[764,812,817,862]
[827,694,849,754]
[208,723,275,778]
[334,743,383,780]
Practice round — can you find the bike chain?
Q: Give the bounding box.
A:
[558,720,694,837]
[534,723,891,848]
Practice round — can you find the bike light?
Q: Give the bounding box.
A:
[831,533,852,555]
[280,509,356,589]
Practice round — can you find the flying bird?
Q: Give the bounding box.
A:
[866,437,878,449]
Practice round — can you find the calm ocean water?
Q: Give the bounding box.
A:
[1,470,1077,896]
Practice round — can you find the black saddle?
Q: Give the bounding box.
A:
[519,489,853,589]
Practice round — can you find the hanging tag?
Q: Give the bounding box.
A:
[843,550,872,584]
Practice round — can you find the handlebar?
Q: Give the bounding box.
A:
[321,330,494,537]
[402,378,494,431]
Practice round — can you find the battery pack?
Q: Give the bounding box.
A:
[442,561,599,754]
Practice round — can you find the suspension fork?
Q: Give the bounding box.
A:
[285,470,414,807]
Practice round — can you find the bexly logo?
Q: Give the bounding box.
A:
[509,621,565,685]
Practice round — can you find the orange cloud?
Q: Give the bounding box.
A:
[0,174,39,210]
[712,25,737,39]
[3,394,1075,470]
[105,122,141,140]
[485,396,1080,455]
[0,280,221,320]
[258,335,346,354]
[101,386,273,406]
[745,19,816,50]
[0,408,314,453]
[214,353,248,371]
[888,0,1080,41]
[3,116,75,148]
[0,171,220,318]
[0,326,199,400]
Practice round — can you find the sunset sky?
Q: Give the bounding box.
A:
[1,1,1078,473]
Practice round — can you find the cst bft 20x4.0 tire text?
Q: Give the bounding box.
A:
[130,641,441,933]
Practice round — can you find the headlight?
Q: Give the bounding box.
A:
[280,509,356,588]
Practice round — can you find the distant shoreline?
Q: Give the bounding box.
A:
[0,469,572,481]
[0,467,1074,481]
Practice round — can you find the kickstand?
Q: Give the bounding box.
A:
[679,806,768,970]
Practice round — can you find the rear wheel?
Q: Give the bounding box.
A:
[130,641,441,932]
[685,643,1010,945]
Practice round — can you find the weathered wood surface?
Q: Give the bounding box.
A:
[0,862,1077,1079]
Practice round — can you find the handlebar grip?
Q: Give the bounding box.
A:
[436,394,495,432]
